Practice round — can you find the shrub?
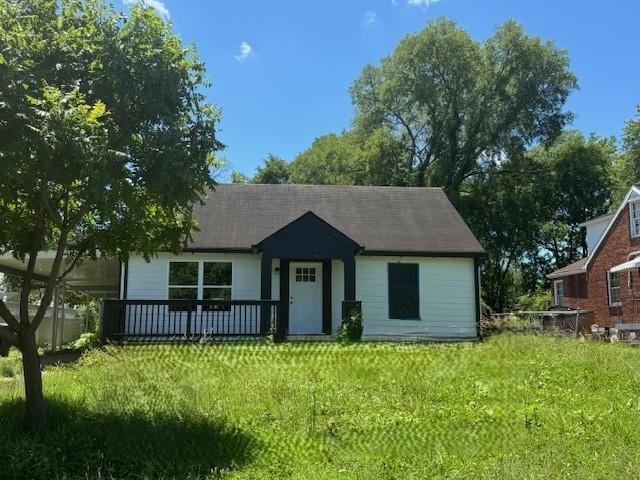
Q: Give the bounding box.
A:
[69,332,100,352]
[515,289,552,311]
[339,306,363,342]
[0,353,21,378]
[74,300,101,333]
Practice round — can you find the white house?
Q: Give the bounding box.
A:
[109,184,485,341]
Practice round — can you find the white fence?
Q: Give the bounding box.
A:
[3,300,83,347]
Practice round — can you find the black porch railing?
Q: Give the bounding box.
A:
[101,299,280,342]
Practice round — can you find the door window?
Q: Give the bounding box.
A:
[295,267,316,282]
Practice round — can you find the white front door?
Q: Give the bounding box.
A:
[289,262,323,334]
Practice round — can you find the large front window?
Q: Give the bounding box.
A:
[168,261,233,310]
[608,270,621,306]
[631,201,640,238]
[388,263,419,319]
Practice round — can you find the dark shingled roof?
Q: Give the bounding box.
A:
[546,257,588,280]
[187,184,484,255]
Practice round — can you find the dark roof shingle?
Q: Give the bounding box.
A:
[188,184,484,255]
[546,257,588,279]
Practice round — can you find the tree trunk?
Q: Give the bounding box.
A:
[20,333,47,432]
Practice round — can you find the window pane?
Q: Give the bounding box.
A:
[203,262,232,286]
[203,287,231,301]
[388,264,419,319]
[168,287,197,312]
[169,262,198,286]
[169,287,198,300]
[609,272,622,305]
[611,287,621,304]
[610,272,620,288]
[554,280,564,306]
[203,287,231,311]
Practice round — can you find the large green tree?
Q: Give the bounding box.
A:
[464,132,616,311]
[252,154,290,184]
[463,153,548,312]
[614,107,640,202]
[532,132,615,274]
[290,134,363,185]
[350,18,577,198]
[0,0,221,430]
[289,129,410,186]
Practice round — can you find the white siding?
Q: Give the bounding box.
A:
[125,253,264,336]
[126,252,262,301]
[585,217,612,255]
[124,252,477,339]
[356,256,477,339]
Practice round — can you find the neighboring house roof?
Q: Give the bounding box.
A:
[585,185,640,269]
[547,257,587,280]
[187,184,485,255]
[547,185,640,280]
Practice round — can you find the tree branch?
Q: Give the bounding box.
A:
[28,229,69,335]
[41,188,63,228]
[0,299,20,331]
[58,240,92,281]
[20,205,45,327]
[0,325,20,354]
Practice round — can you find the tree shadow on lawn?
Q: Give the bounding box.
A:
[0,398,258,480]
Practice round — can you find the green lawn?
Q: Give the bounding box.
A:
[1,335,640,479]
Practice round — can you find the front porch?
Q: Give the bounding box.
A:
[102,211,364,342]
[257,211,361,339]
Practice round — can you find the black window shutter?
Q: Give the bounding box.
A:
[388,264,419,319]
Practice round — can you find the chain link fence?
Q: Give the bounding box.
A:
[483,310,595,338]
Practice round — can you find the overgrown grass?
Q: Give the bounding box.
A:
[0,349,22,378]
[2,335,640,479]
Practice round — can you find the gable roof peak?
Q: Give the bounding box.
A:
[585,185,640,268]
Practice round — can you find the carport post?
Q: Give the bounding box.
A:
[51,285,59,351]
[59,283,66,348]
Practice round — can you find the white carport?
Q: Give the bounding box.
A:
[0,252,120,349]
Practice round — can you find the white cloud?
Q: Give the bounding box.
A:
[364,10,377,25]
[234,41,253,62]
[123,0,170,20]
[407,0,440,6]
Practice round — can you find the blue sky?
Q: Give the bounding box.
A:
[125,0,640,180]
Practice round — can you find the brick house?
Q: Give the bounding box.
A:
[547,186,640,327]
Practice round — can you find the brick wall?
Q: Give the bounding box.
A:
[586,206,640,326]
[556,273,591,310]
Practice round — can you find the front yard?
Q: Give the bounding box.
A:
[1,335,640,479]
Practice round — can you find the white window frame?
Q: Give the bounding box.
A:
[553,279,565,306]
[167,260,234,301]
[167,260,199,301]
[630,200,640,238]
[608,270,622,307]
[202,261,233,301]
[294,266,317,283]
